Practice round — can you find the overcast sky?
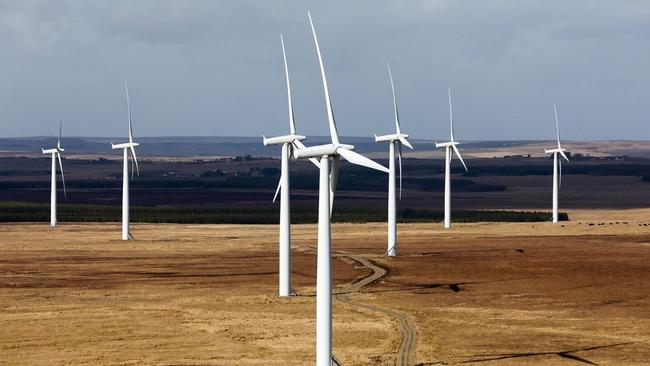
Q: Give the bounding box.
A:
[1,0,649,141]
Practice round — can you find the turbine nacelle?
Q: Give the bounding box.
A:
[42,148,62,154]
[544,147,566,154]
[545,147,570,162]
[435,141,460,148]
[374,133,409,143]
[111,142,140,150]
[262,134,306,146]
[293,143,353,159]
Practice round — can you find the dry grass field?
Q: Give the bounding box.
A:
[2,210,650,365]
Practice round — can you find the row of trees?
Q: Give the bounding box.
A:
[0,201,567,224]
[0,175,506,193]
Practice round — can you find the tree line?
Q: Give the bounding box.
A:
[0,201,567,224]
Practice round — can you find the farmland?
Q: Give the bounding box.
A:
[1,211,650,365]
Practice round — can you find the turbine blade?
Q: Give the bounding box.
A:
[58,118,62,149]
[125,81,134,143]
[387,63,401,135]
[130,145,140,177]
[273,175,282,203]
[280,34,296,135]
[292,140,321,168]
[559,158,562,188]
[329,156,339,216]
[57,152,66,199]
[559,149,569,162]
[399,136,413,150]
[397,141,403,200]
[308,11,340,145]
[309,157,320,168]
[448,87,455,142]
[554,104,561,148]
[451,144,468,172]
[337,148,389,173]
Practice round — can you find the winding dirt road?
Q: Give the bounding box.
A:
[296,246,417,365]
[296,247,417,366]
[332,252,417,366]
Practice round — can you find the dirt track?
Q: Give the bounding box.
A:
[333,252,417,366]
[2,213,650,365]
[297,247,417,365]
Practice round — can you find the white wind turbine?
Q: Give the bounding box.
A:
[262,34,320,297]
[374,64,413,256]
[41,119,66,227]
[292,12,389,366]
[544,104,569,223]
[435,88,468,229]
[111,81,140,241]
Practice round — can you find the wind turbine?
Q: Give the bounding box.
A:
[292,12,389,366]
[435,88,468,229]
[374,63,413,256]
[111,81,140,241]
[262,34,320,297]
[41,119,66,227]
[544,104,569,223]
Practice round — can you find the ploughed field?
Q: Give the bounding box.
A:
[2,210,650,365]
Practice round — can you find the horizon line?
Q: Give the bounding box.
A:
[2,136,649,143]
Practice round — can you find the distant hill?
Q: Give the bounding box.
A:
[2,136,650,159]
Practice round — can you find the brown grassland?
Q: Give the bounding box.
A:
[2,209,650,365]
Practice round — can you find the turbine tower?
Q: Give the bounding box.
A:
[262,34,319,297]
[374,64,413,256]
[292,12,389,366]
[111,81,140,240]
[41,119,66,227]
[435,88,468,229]
[544,104,569,223]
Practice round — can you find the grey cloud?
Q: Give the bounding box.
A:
[0,0,649,142]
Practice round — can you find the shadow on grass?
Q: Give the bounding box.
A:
[457,342,634,365]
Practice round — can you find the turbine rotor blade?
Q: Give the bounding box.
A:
[559,157,562,188]
[554,104,560,148]
[125,81,134,143]
[292,140,321,168]
[451,144,468,172]
[397,141,403,200]
[329,156,339,216]
[58,118,62,149]
[280,34,296,135]
[308,11,340,145]
[130,145,140,177]
[273,175,282,203]
[448,87,455,142]
[337,148,389,173]
[57,152,66,199]
[399,136,413,150]
[559,150,569,162]
[387,63,401,135]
